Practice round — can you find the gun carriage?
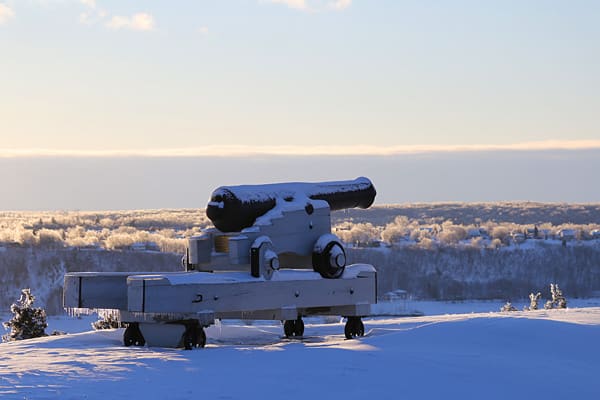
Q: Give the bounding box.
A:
[63,178,378,348]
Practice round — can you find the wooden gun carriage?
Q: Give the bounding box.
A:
[63,178,378,348]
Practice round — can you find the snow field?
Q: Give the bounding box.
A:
[1,307,599,399]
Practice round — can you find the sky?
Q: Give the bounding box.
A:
[1,1,600,209]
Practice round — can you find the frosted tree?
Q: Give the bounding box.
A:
[438,222,467,245]
[2,289,48,342]
[544,284,567,309]
[501,302,517,312]
[491,226,510,243]
[336,222,380,247]
[381,216,411,244]
[552,284,567,309]
[553,284,567,309]
[526,292,542,311]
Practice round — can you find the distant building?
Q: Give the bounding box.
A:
[78,243,102,251]
[381,289,408,302]
[146,242,161,252]
[130,242,147,252]
[558,229,576,241]
[130,241,161,252]
[389,235,411,246]
[478,227,489,239]
[526,228,540,239]
[371,289,423,317]
[355,240,383,248]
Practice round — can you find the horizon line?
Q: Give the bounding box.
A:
[4,200,600,213]
[2,140,600,158]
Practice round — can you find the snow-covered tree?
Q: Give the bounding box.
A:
[501,302,517,312]
[36,228,64,248]
[336,222,380,247]
[491,226,510,243]
[416,237,435,250]
[438,222,467,245]
[2,289,47,342]
[544,283,567,309]
[381,216,415,244]
[526,292,541,311]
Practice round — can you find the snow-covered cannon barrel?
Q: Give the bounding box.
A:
[206,177,376,233]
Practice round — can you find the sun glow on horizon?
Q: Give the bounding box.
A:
[1,140,600,158]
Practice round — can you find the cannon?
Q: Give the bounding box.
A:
[206,177,376,232]
[186,177,376,279]
[64,178,378,348]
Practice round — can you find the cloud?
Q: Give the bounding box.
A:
[262,0,350,12]
[0,3,15,24]
[106,12,154,31]
[198,26,209,35]
[329,0,351,10]
[265,0,307,10]
[79,11,95,25]
[2,140,600,158]
[78,0,109,25]
[80,0,96,8]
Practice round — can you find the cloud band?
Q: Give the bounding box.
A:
[1,140,600,158]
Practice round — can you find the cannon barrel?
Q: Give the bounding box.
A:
[206,177,376,232]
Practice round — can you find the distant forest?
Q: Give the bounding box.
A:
[1,202,600,314]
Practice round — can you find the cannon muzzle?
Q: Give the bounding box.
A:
[206,177,376,232]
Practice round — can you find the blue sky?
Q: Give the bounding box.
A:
[1,1,599,208]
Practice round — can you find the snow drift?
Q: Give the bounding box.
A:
[1,307,599,399]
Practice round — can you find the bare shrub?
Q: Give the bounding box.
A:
[491,226,509,242]
[37,229,64,248]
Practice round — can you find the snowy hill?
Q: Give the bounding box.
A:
[2,307,599,399]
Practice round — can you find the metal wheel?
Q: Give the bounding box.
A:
[123,323,145,347]
[313,240,346,279]
[123,327,134,347]
[344,317,364,340]
[197,327,207,348]
[183,330,194,350]
[356,319,365,337]
[182,321,205,350]
[293,317,304,337]
[284,318,305,338]
[283,320,295,338]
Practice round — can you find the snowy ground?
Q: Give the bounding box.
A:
[2,302,600,400]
